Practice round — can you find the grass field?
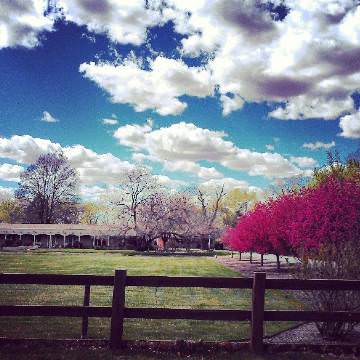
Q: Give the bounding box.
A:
[0,250,301,342]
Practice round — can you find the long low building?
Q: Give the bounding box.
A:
[0,223,132,249]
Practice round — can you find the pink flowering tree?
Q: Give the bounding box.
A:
[291,177,360,339]
[290,176,360,254]
[266,193,300,266]
[222,202,281,267]
[222,175,360,275]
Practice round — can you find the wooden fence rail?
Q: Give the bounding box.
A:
[1,271,360,353]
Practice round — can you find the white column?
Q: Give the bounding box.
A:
[78,234,81,246]
[33,234,35,247]
[50,234,52,248]
[63,235,66,248]
[107,236,110,247]
[19,234,22,245]
[92,236,95,248]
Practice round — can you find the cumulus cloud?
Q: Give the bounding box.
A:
[114,121,306,178]
[163,160,223,180]
[153,174,185,188]
[164,0,360,119]
[0,135,61,163]
[80,184,108,201]
[290,156,318,168]
[0,185,13,200]
[302,141,336,150]
[41,111,58,123]
[220,94,245,116]
[0,0,163,50]
[0,134,132,185]
[79,55,213,116]
[113,120,152,150]
[3,1,360,123]
[339,111,360,138]
[102,118,118,125]
[0,0,54,49]
[200,177,264,198]
[59,0,162,46]
[0,163,24,182]
[266,144,275,151]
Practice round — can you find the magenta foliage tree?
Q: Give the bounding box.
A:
[290,176,360,254]
[222,176,360,269]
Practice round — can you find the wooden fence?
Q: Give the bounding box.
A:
[1,270,360,353]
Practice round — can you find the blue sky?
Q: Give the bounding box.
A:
[0,1,360,200]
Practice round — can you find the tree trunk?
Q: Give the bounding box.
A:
[239,252,242,261]
[261,254,264,266]
[276,254,280,270]
[250,251,253,264]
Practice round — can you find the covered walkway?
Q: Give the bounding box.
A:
[0,224,126,249]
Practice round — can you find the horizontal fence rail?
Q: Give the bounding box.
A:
[1,271,360,353]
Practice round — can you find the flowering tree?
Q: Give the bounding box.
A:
[222,176,360,270]
[222,202,273,265]
[290,177,360,253]
[266,193,300,266]
[290,176,360,338]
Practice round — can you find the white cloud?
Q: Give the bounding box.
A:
[200,177,264,198]
[0,134,132,185]
[165,0,360,119]
[0,134,189,194]
[339,111,360,139]
[266,144,274,151]
[3,1,360,123]
[163,160,223,180]
[0,135,61,163]
[220,94,245,116]
[41,111,58,123]
[302,141,336,150]
[63,145,134,185]
[269,96,354,121]
[102,118,118,125]
[0,185,13,200]
[79,55,213,116]
[0,163,24,182]
[114,121,305,178]
[153,174,185,188]
[113,121,152,150]
[0,0,54,49]
[59,0,162,46]
[290,156,318,168]
[80,184,108,201]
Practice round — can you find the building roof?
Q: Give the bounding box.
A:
[0,223,125,236]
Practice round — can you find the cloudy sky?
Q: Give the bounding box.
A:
[0,0,360,199]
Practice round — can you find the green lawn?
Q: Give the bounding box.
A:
[0,250,301,342]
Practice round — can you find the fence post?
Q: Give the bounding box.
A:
[81,285,91,338]
[251,272,266,354]
[110,269,127,349]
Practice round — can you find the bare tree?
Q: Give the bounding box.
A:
[15,152,79,224]
[196,184,226,239]
[110,166,162,249]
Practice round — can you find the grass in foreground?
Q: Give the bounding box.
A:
[0,251,301,341]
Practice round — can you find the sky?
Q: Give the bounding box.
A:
[0,0,360,201]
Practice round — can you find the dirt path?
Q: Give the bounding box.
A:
[216,254,360,348]
[216,253,299,279]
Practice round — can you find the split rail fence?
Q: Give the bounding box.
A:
[1,270,360,353]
